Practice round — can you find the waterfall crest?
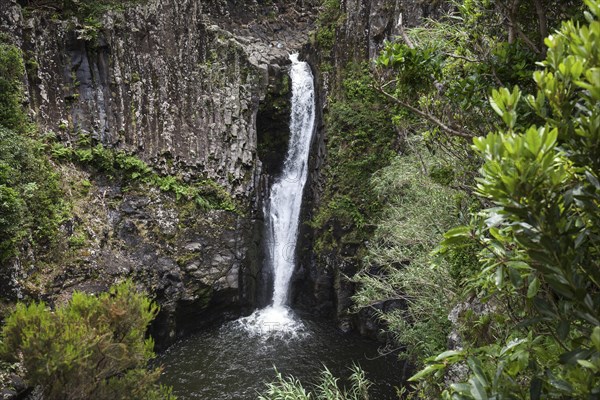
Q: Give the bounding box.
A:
[237,53,315,338]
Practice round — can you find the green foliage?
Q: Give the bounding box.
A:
[51,140,236,212]
[0,127,68,263]
[377,42,443,88]
[444,240,480,289]
[372,0,565,175]
[352,152,461,364]
[411,1,600,398]
[21,0,146,46]
[259,366,371,400]
[313,0,342,50]
[0,40,68,263]
[0,280,175,400]
[311,64,398,252]
[0,41,26,131]
[67,231,87,248]
[22,0,144,24]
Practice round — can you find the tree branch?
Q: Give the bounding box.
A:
[499,0,542,54]
[516,26,541,54]
[443,52,478,63]
[531,0,548,56]
[396,13,415,49]
[507,0,521,44]
[373,83,478,139]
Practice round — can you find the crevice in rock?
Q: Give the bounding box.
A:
[256,63,292,178]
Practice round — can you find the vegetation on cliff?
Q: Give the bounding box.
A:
[0,17,232,398]
[0,35,236,267]
[408,2,600,397]
[0,39,67,265]
[363,0,598,398]
[20,0,145,22]
[310,64,399,255]
[50,137,237,212]
[2,0,598,397]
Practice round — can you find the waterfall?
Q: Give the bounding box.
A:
[269,54,315,306]
[237,53,315,337]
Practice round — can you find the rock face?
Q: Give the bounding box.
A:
[51,171,251,350]
[0,0,318,348]
[0,0,447,346]
[336,0,447,61]
[7,0,316,198]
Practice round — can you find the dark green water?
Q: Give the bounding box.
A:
[157,313,406,399]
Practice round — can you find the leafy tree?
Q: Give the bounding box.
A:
[410,0,600,397]
[371,0,586,195]
[0,280,175,400]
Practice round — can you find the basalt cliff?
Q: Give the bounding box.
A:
[0,0,443,347]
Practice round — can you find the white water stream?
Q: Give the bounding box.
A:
[238,53,316,338]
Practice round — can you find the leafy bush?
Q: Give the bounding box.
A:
[0,41,26,131]
[0,127,68,263]
[311,64,398,252]
[313,0,342,51]
[0,280,175,400]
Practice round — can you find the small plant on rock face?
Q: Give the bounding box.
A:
[0,280,175,400]
[76,17,102,42]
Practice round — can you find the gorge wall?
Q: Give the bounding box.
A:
[0,0,445,347]
[0,0,317,348]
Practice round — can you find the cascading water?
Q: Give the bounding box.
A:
[238,53,315,337]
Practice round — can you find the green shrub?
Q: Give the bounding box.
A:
[313,0,342,51]
[0,41,26,132]
[0,280,175,400]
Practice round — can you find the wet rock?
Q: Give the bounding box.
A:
[184,242,203,252]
